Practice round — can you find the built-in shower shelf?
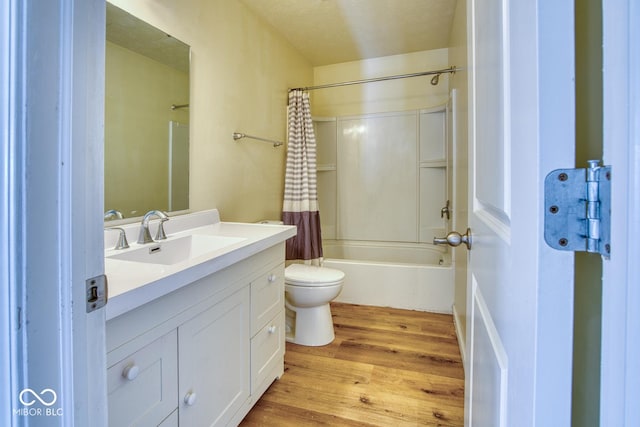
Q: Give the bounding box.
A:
[420,159,446,168]
[317,164,337,172]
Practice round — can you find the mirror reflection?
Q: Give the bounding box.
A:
[105,2,190,221]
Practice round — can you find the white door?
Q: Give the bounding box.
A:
[599,0,640,424]
[464,0,575,425]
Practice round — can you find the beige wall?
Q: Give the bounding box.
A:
[449,0,469,356]
[105,41,189,217]
[108,0,313,222]
[312,49,450,117]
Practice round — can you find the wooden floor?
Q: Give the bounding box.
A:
[240,302,465,426]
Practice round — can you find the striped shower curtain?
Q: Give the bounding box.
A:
[282,90,323,262]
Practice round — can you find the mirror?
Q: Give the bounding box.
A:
[105,2,190,221]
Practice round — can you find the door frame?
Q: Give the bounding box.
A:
[600,0,640,424]
[2,0,107,425]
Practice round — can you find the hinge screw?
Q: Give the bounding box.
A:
[559,238,568,246]
[606,171,611,180]
[549,205,559,214]
[558,173,568,181]
[605,244,611,253]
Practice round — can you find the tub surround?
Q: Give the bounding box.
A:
[104,209,296,320]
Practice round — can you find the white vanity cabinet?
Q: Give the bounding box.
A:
[106,243,286,427]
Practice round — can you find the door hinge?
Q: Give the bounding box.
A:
[544,160,611,258]
[86,274,108,313]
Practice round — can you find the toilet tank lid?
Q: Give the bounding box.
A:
[285,264,345,286]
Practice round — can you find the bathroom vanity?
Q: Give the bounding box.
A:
[104,210,295,426]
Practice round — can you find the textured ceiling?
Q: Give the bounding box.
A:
[240,0,457,66]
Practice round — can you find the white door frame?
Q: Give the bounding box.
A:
[2,0,107,425]
[600,0,640,424]
[0,1,19,425]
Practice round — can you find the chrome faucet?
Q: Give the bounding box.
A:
[104,209,124,220]
[137,210,169,244]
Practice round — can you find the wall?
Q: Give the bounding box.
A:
[573,0,603,424]
[449,0,469,361]
[105,41,189,217]
[107,0,313,222]
[312,49,450,117]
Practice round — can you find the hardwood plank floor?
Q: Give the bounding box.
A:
[240,303,464,426]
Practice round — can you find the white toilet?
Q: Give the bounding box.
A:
[284,264,345,346]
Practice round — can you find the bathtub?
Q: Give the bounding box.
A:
[322,240,454,313]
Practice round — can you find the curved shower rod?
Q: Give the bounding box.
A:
[289,66,459,92]
[233,132,283,148]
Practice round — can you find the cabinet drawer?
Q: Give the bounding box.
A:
[250,263,284,335]
[107,329,178,427]
[251,310,285,394]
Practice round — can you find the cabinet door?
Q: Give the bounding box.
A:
[178,287,250,427]
[107,330,178,427]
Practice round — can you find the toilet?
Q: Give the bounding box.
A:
[284,264,345,346]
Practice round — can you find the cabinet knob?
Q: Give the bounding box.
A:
[268,325,277,334]
[267,274,277,283]
[122,364,139,381]
[184,391,197,406]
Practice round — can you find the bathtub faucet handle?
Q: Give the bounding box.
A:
[440,200,451,220]
[433,228,472,250]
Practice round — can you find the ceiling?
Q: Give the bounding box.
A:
[106,3,190,72]
[240,0,458,66]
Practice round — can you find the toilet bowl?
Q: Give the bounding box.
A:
[284,264,345,346]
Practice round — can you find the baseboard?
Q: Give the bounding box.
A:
[452,303,467,375]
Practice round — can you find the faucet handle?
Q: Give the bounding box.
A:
[155,218,169,241]
[106,227,129,250]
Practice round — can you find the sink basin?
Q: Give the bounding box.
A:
[108,234,246,265]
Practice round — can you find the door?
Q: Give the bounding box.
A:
[465,0,575,425]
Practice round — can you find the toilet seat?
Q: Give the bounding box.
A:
[285,264,345,287]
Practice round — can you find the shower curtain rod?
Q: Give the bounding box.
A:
[288,66,459,92]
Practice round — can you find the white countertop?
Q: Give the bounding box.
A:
[104,210,296,320]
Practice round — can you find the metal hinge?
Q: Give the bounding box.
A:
[86,274,108,313]
[544,160,611,258]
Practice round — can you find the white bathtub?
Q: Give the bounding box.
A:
[322,240,454,313]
